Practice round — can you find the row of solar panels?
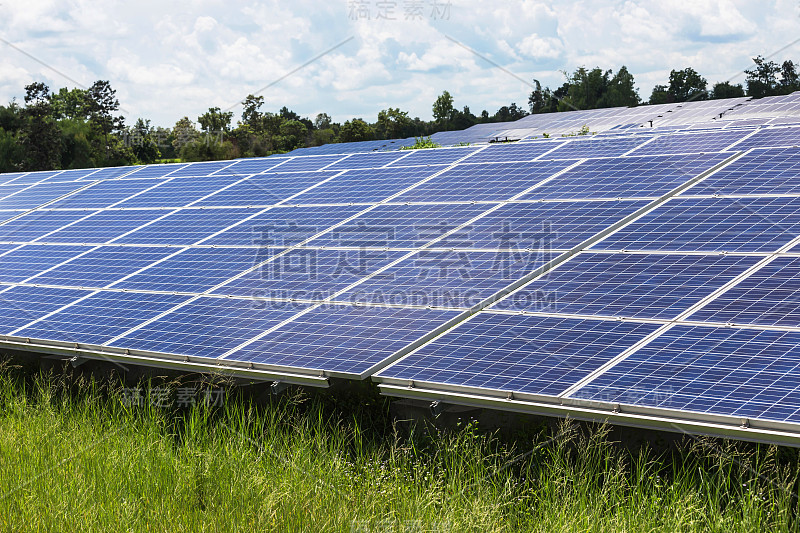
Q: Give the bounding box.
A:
[2,120,800,443]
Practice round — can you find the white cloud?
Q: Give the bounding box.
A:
[517,34,564,60]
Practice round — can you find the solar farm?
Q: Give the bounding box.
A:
[2,91,800,447]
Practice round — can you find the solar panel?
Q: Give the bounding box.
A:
[27,246,178,288]
[113,175,242,208]
[305,203,492,249]
[491,252,761,319]
[444,200,650,250]
[7,170,66,185]
[376,313,660,396]
[211,248,407,300]
[110,297,308,358]
[113,246,261,293]
[543,136,648,159]
[519,153,730,200]
[390,160,573,203]
[0,285,92,332]
[386,146,478,166]
[594,196,800,253]
[0,210,99,243]
[46,178,167,209]
[113,208,259,245]
[124,164,187,179]
[42,210,168,244]
[193,172,334,207]
[272,155,344,172]
[333,249,550,309]
[213,157,291,176]
[166,160,236,178]
[464,141,564,163]
[324,151,410,170]
[687,257,800,327]
[202,205,364,246]
[569,325,800,424]
[0,244,91,282]
[11,291,191,345]
[0,181,91,210]
[686,148,800,196]
[224,304,461,376]
[730,126,800,150]
[628,130,748,156]
[288,166,447,205]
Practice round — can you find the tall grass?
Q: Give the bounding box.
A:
[0,361,797,532]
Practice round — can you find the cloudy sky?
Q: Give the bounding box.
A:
[1,0,798,127]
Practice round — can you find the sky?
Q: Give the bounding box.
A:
[1,0,799,128]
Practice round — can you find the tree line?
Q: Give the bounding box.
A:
[1,55,797,173]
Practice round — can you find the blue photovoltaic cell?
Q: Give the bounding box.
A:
[43,210,166,244]
[47,178,167,209]
[82,166,141,180]
[213,157,291,176]
[377,314,660,396]
[391,160,572,203]
[124,164,187,179]
[492,252,761,319]
[335,250,549,308]
[543,136,648,159]
[688,257,800,327]
[520,153,729,200]
[628,130,747,156]
[42,168,99,182]
[115,208,257,245]
[464,141,564,164]
[204,205,364,246]
[572,325,800,424]
[0,210,98,243]
[0,172,30,185]
[194,172,334,207]
[225,305,461,375]
[271,155,344,173]
[0,211,23,224]
[386,147,478,167]
[167,160,235,178]
[0,181,88,210]
[306,203,492,248]
[686,148,800,195]
[115,247,260,293]
[732,126,800,150]
[112,298,309,358]
[594,196,800,253]
[324,151,409,170]
[29,246,177,288]
[0,285,91,334]
[7,170,65,185]
[0,245,90,283]
[13,291,189,345]
[445,200,649,250]
[289,166,446,205]
[212,248,406,300]
[0,184,32,200]
[113,175,241,208]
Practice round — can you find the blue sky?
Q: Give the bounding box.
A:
[1,0,798,128]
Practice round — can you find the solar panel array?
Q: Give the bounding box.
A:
[2,98,800,444]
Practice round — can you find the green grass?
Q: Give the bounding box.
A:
[400,137,442,150]
[0,362,798,532]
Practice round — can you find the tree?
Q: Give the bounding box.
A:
[668,68,708,102]
[241,94,265,130]
[20,82,61,171]
[51,87,88,120]
[198,107,233,134]
[780,60,799,91]
[432,90,455,125]
[745,56,780,97]
[338,118,374,142]
[649,84,669,104]
[710,81,745,99]
[129,118,161,164]
[314,113,332,130]
[376,108,413,139]
[172,117,199,152]
[600,66,639,107]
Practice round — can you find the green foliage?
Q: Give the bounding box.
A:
[530,66,638,114]
[197,107,233,134]
[745,56,800,97]
[711,81,745,99]
[432,90,455,123]
[668,67,708,102]
[376,107,413,139]
[0,365,798,531]
[400,136,441,150]
[338,118,374,142]
[562,124,593,137]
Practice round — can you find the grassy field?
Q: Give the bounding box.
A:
[0,361,798,532]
